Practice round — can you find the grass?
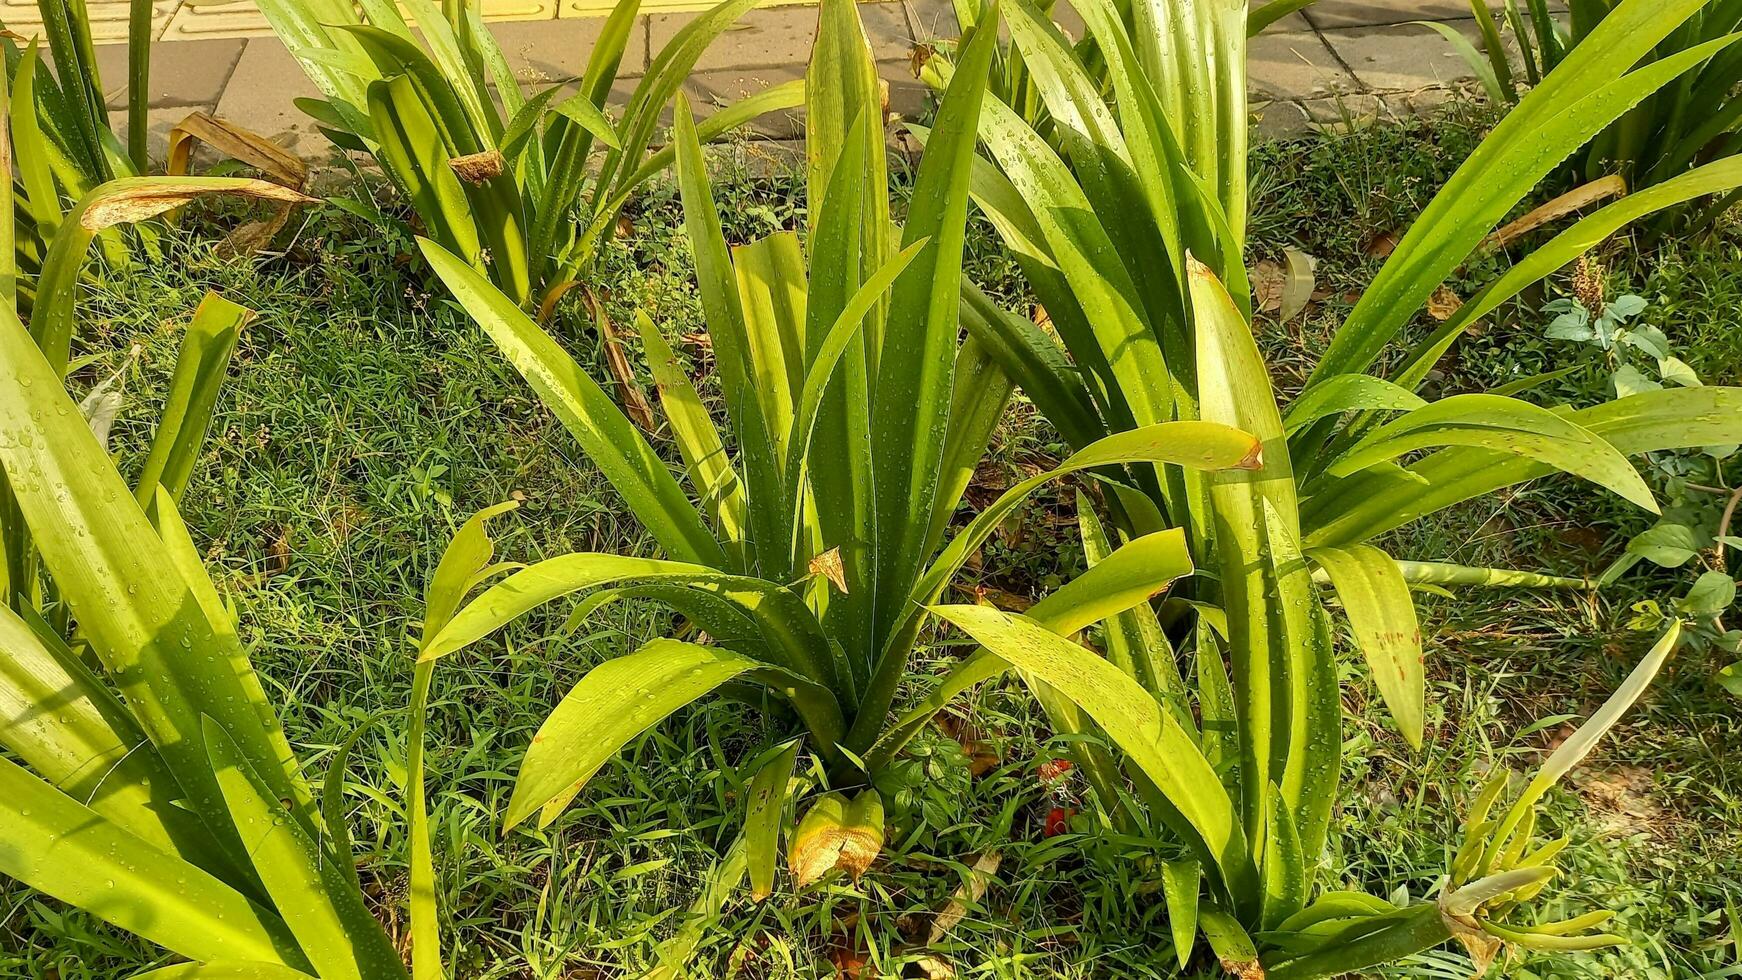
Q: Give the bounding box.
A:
[2,104,1740,978]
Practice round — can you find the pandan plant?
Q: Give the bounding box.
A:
[906,0,1742,972]
[415,0,1263,907]
[0,178,421,975]
[253,0,803,310]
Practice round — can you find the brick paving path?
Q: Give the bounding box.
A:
[49,0,1560,165]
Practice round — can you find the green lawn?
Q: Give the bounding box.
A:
[3,102,1740,979]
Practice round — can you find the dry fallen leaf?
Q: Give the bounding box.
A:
[166,111,308,189]
[80,179,314,233]
[936,713,1001,777]
[1032,303,1053,332]
[927,851,1002,944]
[810,547,849,594]
[1253,258,1286,313]
[1426,284,1463,321]
[217,208,293,259]
[1363,227,1403,258]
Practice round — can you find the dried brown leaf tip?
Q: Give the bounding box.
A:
[927,850,1001,944]
[809,547,849,594]
[80,180,316,232]
[1426,284,1463,321]
[1218,955,1267,980]
[449,149,507,184]
[789,790,885,887]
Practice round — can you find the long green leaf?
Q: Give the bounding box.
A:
[0,604,209,864]
[0,756,306,969]
[0,304,319,869]
[1306,543,1424,749]
[854,419,1262,754]
[1162,859,1201,968]
[1324,393,1657,513]
[419,237,725,567]
[136,293,247,506]
[1189,256,1309,869]
[745,738,801,901]
[867,527,1194,770]
[205,718,404,980]
[133,964,318,979]
[1483,620,1680,869]
[410,502,518,979]
[505,640,820,829]
[1315,3,1739,381]
[1283,375,1427,433]
[673,94,789,579]
[1394,155,1742,387]
[633,310,748,560]
[1304,387,1742,547]
[867,3,997,653]
[933,603,1256,897]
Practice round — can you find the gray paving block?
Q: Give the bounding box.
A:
[484,14,650,85]
[92,38,244,110]
[1252,99,1311,141]
[1301,91,1389,132]
[683,64,809,139]
[682,59,929,140]
[213,38,334,162]
[1306,0,1565,29]
[904,0,958,42]
[1323,19,1515,93]
[1248,30,1356,101]
[886,72,933,120]
[651,1,912,72]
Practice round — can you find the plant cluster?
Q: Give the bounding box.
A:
[1,0,1741,977]
[1444,0,1742,233]
[253,0,798,310]
[1539,268,1742,691]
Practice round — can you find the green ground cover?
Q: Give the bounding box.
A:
[3,103,1739,979]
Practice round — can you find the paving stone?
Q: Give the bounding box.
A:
[683,64,809,139]
[162,0,557,41]
[213,37,333,162]
[125,103,213,167]
[91,38,244,110]
[485,15,650,85]
[1301,91,1388,132]
[1404,84,1464,114]
[1323,19,1517,93]
[2,0,175,43]
[904,0,958,42]
[682,59,927,140]
[1248,30,1355,101]
[886,72,933,120]
[650,1,912,72]
[1251,99,1311,141]
[1305,0,1562,29]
